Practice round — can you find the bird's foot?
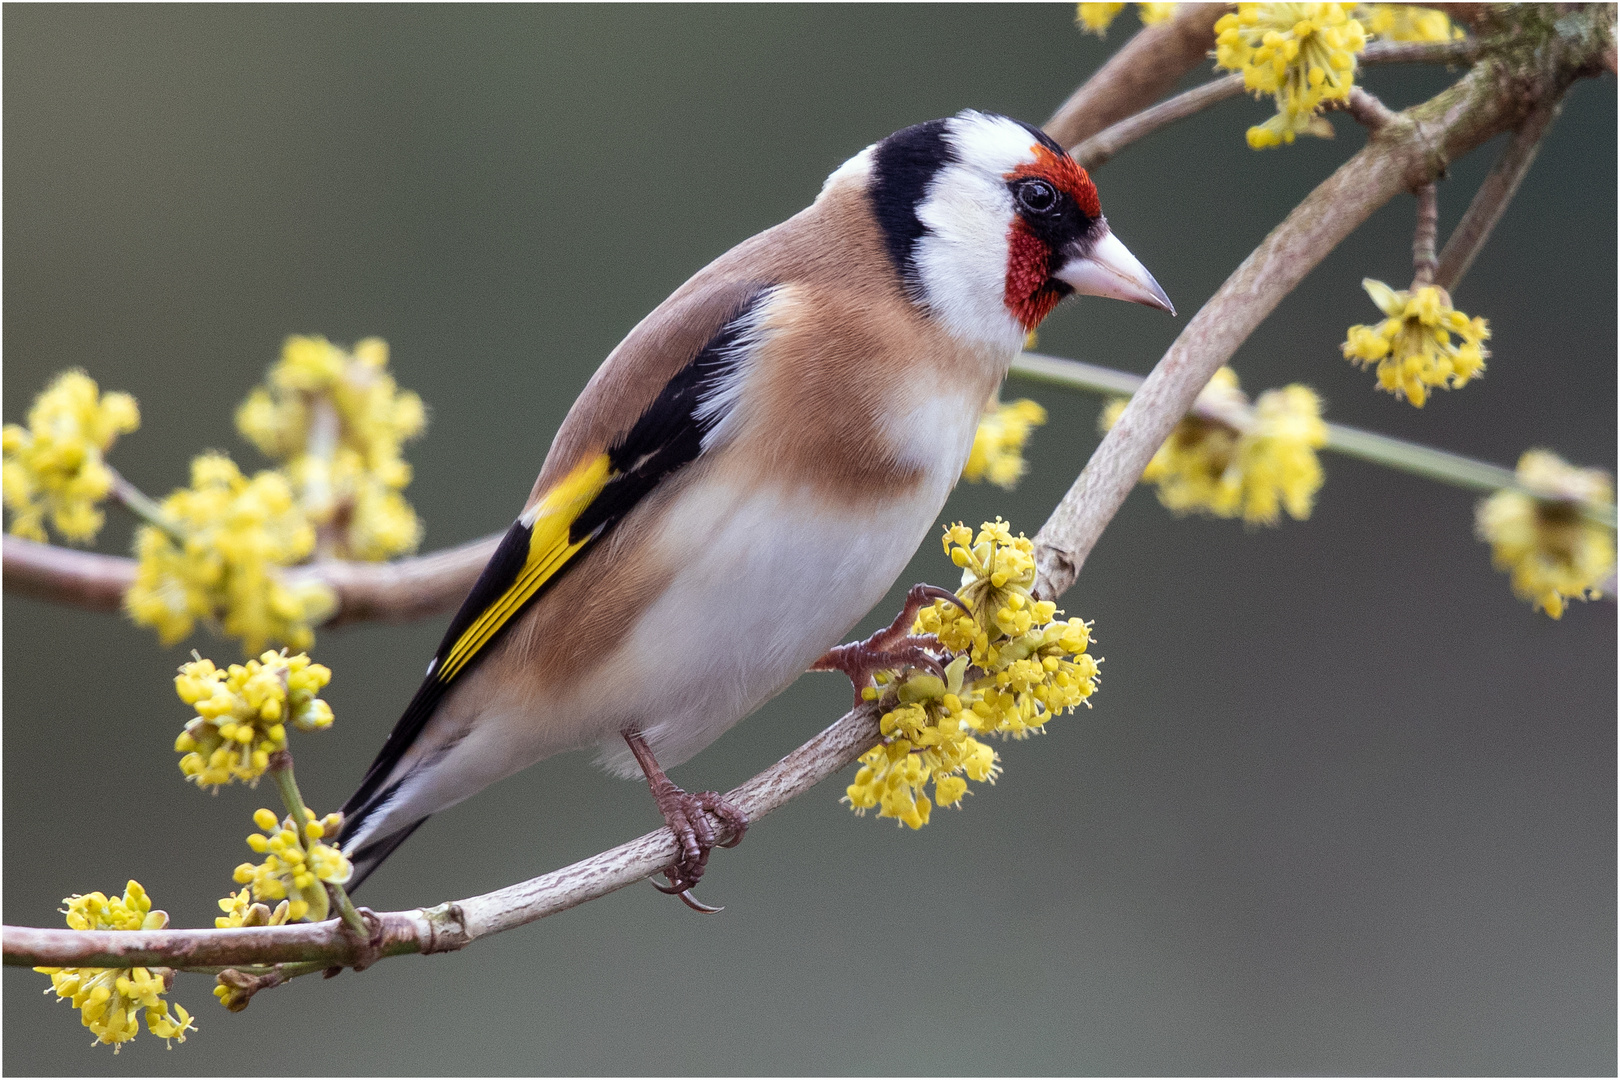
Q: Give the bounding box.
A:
[648,787,748,911]
[623,728,748,914]
[812,583,968,706]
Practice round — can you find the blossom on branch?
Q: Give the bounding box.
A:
[237,335,425,561]
[844,520,1100,828]
[1342,278,1489,406]
[173,651,334,789]
[963,398,1047,489]
[124,455,336,651]
[2,371,139,544]
[1215,3,1368,148]
[34,881,196,1051]
[1476,450,1615,618]
[233,807,352,922]
[1102,367,1328,524]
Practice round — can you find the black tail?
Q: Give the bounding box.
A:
[344,816,430,894]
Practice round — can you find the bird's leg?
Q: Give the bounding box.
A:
[812,583,970,707]
[623,728,748,914]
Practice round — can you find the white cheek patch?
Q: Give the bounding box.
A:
[911,166,1026,352]
[902,109,1059,352]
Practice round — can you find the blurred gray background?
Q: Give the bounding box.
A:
[4,5,1614,1075]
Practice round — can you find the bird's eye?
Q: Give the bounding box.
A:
[1016,179,1059,215]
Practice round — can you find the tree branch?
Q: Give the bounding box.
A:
[3,537,135,612]
[2,531,497,624]
[301,535,498,626]
[1045,2,1229,150]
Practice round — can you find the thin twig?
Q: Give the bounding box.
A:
[1434,96,1561,290]
[1010,352,1618,528]
[1073,73,1245,170]
[1412,182,1440,285]
[1342,86,1400,131]
[1361,38,1483,66]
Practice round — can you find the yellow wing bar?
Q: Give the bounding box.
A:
[438,454,612,682]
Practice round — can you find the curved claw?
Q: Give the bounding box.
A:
[676,889,724,914]
[910,582,970,617]
[650,874,724,913]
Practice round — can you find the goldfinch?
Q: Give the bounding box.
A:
[338,111,1171,907]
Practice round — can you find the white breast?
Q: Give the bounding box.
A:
[590,468,954,776]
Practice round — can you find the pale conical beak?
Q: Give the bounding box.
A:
[1054,228,1175,315]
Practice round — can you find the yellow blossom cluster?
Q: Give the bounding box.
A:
[1215,3,1368,148]
[1103,368,1328,524]
[1476,450,1616,618]
[2,371,140,543]
[124,455,336,651]
[1076,2,1177,36]
[1342,279,1489,407]
[173,651,334,789]
[34,881,195,1051]
[963,398,1048,489]
[1358,3,1461,42]
[233,807,352,923]
[845,520,1101,828]
[237,335,425,561]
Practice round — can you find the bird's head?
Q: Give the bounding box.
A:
[844,110,1173,349]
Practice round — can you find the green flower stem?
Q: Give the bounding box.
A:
[1010,351,1617,528]
[267,751,369,939]
[108,467,185,541]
